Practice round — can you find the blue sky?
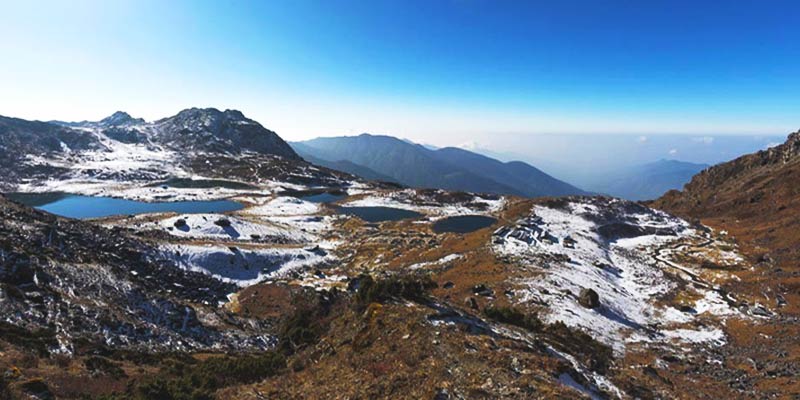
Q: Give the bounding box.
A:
[1,0,799,144]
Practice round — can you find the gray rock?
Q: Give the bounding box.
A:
[578,288,600,308]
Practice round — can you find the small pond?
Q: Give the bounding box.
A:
[432,215,497,234]
[336,206,422,223]
[299,192,347,203]
[282,189,348,203]
[6,193,243,219]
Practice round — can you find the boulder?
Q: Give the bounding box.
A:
[214,218,232,228]
[578,288,600,309]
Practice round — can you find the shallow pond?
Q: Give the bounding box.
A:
[282,189,348,203]
[336,206,422,223]
[6,193,243,219]
[432,215,497,233]
[299,192,347,203]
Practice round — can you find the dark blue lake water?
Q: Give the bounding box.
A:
[336,206,422,223]
[432,215,497,233]
[299,192,347,203]
[7,193,243,219]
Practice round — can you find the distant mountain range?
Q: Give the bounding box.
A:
[2,109,708,201]
[292,134,588,197]
[586,159,710,201]
[294,150,398,183]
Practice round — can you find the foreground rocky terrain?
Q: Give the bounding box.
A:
[0,111,795,399]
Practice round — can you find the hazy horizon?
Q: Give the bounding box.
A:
[3,0,799,145]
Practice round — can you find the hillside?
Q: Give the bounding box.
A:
[292,142,398,183]
[433,146,585,197]
[652,129,800,397]
[292,134,586,197]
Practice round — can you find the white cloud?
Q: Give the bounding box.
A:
[765,142,781,149]
[637,135,648,144]
[458,141,482,151]
[668,149,678,156]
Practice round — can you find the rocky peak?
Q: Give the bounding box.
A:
[161,108,253,130]
[778,129,800,159]
[152,107,299,159]
[99,111,144,127]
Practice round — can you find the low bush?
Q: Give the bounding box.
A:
[483,306,543,332]
[482,306,612,373]
[99,352,286,400]
[0,321,58,356]
[278,307,325,355]
[84,356,126,378]
[546,321,613,373]
[354,274,437,307]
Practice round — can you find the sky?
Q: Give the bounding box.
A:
[1,0,799,148]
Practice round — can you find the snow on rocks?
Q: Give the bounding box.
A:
[139,213,318,243]
[342,189,505,219]
[241,196,321,216]
[160,243,334,287]
[493,197,743,352]
[408,253,463,270]
[16,177,259,202]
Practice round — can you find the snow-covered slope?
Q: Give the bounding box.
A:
[494,197,747,352]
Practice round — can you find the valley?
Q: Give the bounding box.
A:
[0,109,794,399]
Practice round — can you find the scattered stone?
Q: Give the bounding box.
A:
[464,296,479,309]
[679,305,696,313]
[472,284,493,297]
[750,305,771,317]
[433,388,451,400]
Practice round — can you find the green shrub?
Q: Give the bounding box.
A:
[483,306,543,332]
[277,290,340,355]
[84,356,126,378]
[481,306,612,373]
[19,378,52,399]
[546,321,613,373]
[105,352,286,400]
[355,274,437,307]
[0,321,58,356]
[278,307,323,355]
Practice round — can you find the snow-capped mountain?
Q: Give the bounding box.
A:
[1,108,351,193]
